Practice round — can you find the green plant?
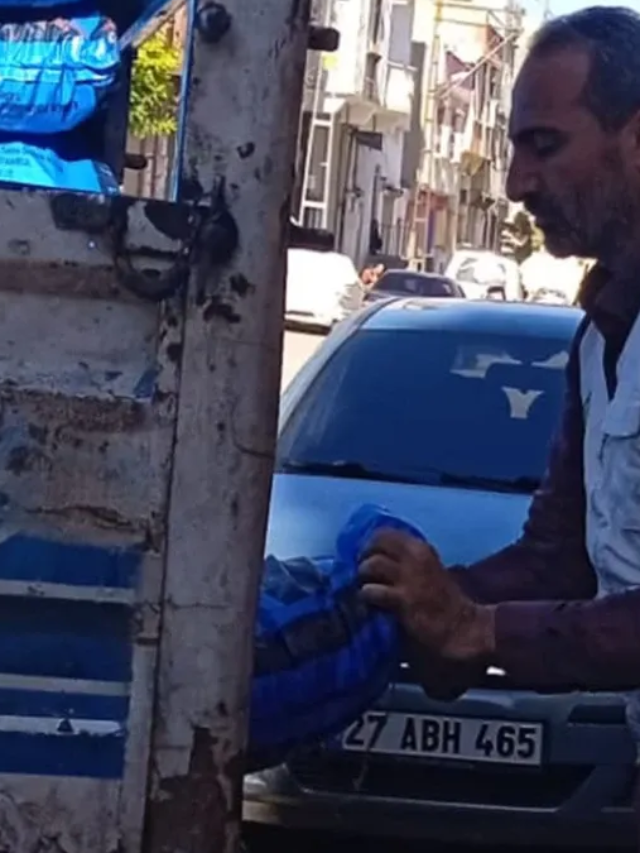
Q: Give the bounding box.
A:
[129,29,181,138]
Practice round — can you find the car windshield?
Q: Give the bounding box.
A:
[277,326,571,491]
[374,271,457,297]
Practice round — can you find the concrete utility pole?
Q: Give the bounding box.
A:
[142,1,314,851]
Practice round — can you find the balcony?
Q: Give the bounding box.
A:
[381,61,415,122]
[336,59,414,129]
[420,157,459,196]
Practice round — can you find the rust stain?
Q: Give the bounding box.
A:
[3,390,145,434]
[236,143,255,160]
[166,343,183,364]
[143,728,236,853]
[229,274,254,297]
[5,444,50,475]
[202,296,241,324]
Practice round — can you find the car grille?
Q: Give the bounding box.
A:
[394,661,514,690]
[288,751,593,809]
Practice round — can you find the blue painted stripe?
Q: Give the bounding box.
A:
[0,732,125,779]
[0,534,141,588]
[0,690,129,721]
[0,597,132,682]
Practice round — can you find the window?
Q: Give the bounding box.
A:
[373,272,457,297]
[278,327,571,490]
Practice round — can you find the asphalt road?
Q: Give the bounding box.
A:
[281,327,326,391]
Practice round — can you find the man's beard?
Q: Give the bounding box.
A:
[529,181,636,263]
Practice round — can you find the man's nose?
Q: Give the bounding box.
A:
[506,151,539,202]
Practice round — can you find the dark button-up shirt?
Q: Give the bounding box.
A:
[453,265,640,692]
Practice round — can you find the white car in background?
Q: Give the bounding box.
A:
[446,249,524,302]
[521,250,584,306]
[285,248,364,330]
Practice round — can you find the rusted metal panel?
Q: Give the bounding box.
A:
[0,188,183,852]
[0,0,309,849]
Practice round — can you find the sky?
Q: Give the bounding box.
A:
[524,0,640,20]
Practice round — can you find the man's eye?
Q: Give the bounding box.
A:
[530,133,562,157]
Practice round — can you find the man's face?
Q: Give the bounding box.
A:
[507,46,640,262]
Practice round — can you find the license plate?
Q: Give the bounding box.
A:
[341,711,543,766]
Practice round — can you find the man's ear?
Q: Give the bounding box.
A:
[621,110,640,165]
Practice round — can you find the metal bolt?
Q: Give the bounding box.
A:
[196,2,232,44]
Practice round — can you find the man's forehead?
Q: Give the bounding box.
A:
[510,47,591,136]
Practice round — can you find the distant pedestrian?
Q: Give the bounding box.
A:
[359,265,376,289]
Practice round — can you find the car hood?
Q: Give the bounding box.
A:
[265,473,531,564]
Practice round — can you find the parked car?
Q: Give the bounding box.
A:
[521,251,584,306]
[244,298,636,849]
[528,287,574,306]
[285,248,363,330]
[446,249,524,302]
[364,269,465,304]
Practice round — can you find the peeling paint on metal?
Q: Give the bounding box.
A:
[144,728,232,853]
[0,187,184,851]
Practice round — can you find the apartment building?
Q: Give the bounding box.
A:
[296,0,417,268]
[403,0,523,270]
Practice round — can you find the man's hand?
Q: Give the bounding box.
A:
[359,529,496,666]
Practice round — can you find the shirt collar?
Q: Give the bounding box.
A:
[578,263,640,342]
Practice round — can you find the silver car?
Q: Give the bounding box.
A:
[446,250,525,302]
[244,298,636,848]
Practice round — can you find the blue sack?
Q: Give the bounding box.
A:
[0,0,84,4]
[0,138,118,194]
[249,503,426,771]
[0,15,119,135]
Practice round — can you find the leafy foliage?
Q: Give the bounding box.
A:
[129,29,181,138]
[501,210,543,264]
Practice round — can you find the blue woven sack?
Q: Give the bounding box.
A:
[249,503,426,771]
[0,137,118,193]
[0,15,119,135]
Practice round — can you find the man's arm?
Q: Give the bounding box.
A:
[451,318,596,605]
[488,591,640,691]
[404,320,596,696]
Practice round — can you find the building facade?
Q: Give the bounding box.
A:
[404,0,523,270]
[296,0,417,268]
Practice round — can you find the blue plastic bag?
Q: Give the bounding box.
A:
[249,503,427,771]
[0,0,85,4]
[0,15,119,134]
[0,138,118,194]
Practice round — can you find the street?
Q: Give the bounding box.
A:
[281,327,326,391]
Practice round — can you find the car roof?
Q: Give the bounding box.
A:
[287,247,358,278]
[451,248,516,261]
[359,297,584,338]
[379,269,454,280]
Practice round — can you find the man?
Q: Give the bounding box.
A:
[358,2,640,831]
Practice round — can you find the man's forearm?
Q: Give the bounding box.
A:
[449,537,595,606]
[461,591,640,692]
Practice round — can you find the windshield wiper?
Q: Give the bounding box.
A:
[279,460,540,494]
[438,473,540,494]
[278,459,425,486]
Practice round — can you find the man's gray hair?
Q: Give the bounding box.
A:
[529,6,640,130]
